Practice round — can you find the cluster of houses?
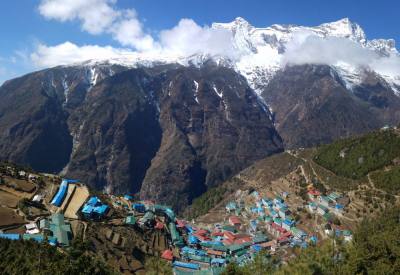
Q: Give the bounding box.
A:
[227,191,313,249]
[0,171,354,273]
[307,187,349,216]
[120,198,274,273]
[0,165,39,182]
[306,185,353,241]
[121,190,331,273]
[0,178,111,248]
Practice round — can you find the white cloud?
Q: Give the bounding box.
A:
[33,1,400,82]
[30,41,138,67]
[282,32,400,78]
[159,19,237,59]
[38,1,238,57]
[39,0,118,34]
[38,0,155,50]
[109,10,156,52]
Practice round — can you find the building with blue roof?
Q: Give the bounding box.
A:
[211,258,226,266]
[250,220,258,231]
[310,235,318,244]
[50,180,68,207]
[164,208,175,221]
[274,196,284,205]
[334,204,344,214]
[0,233,20,240]
[81,196,110,219]
[48,236,57,246]
[185,224,194,234]
[123,194,133,201]
[261,198,273,207]
[181,246,207,257]
[132,203,145,213]
[23,234,44,243]
[251,244,262,252]
[51,179,78,207]
[282,219,295,231]
[173,261,200,270]
[250,206,258,213]
[188,234,199,245]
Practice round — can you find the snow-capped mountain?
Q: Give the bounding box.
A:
[212,17,399,94]
[0,17,400,209]
[68,17,400,97]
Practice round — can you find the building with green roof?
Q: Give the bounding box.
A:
[125,216,136,225]
[253,233,268,244]
[222,225,236,233]
[226,201,237,212]
[229,243,251,254]
[49,213,72,247]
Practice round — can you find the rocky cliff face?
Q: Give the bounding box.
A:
[139,65,283,209]
[0,63,283,210]
[260,65,400,148]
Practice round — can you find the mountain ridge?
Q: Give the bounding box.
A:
[0,17,400,208]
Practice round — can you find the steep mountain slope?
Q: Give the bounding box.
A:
[138,65,282,209]
[261,65,400,148]
[57,17,400,149]
[0,63,283,210]
[212,17,400,148]
[0,64,127,173]
[1,17,400,209]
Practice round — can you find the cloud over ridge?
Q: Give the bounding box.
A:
[34,0,400,83]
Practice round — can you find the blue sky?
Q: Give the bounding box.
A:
[0,0,399,84]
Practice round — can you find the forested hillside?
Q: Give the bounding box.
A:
[314,129,400,179]
[0,239,114,275]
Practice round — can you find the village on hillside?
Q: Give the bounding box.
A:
[0,161,354,274]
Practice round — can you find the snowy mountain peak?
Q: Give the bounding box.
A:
[212,17,253,32]
[64,17,399,98]
[318,18,366,44]
[367,39,398,56]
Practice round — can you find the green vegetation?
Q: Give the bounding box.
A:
[144,256,173,275]
[0,239,115,275]
[311,162,357,191]
[222,252,278,275]
[315,130,400,179]
[371,166,400,194]
[185,184,229,219]
[185,177,247,219]
[226,206,400,275]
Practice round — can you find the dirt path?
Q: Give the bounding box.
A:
[367,174,400,199]
[82,221,88,240]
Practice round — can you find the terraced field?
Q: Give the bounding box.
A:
[0,207,24,228]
